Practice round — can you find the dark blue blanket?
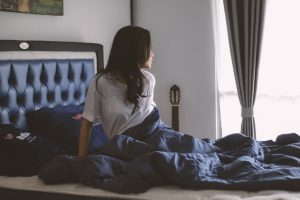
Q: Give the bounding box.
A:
[39,107,300,193]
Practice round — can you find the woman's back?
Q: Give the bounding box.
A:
[82,70,156,139]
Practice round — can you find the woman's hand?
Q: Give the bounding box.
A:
[78,118,93,157]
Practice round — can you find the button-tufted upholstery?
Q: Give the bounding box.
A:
[0,59,95,130]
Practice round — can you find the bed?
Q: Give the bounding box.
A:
[1,40,300,200]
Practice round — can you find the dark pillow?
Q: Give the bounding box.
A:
[0,124,63,176]
[26,105,108,155]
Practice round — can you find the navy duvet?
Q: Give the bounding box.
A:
[39,107,300,193]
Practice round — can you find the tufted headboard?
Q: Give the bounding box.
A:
[0,40,104,130]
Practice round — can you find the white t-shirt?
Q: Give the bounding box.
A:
[82,70,156,139]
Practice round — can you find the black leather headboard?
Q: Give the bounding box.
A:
[0,40,104,130]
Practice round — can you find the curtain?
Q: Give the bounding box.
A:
[223,0,266,138]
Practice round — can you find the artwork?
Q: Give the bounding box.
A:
[0,0,63,16]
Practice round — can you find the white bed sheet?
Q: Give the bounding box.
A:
[0,176,300,200]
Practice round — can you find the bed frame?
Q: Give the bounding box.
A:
[0,40,137,200]
[0,40,103,130]
[0,187,130,200]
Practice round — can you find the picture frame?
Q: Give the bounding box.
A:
[0,0,63,16]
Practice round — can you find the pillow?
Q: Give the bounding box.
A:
[0,124,62,176]
[26,105,108,155]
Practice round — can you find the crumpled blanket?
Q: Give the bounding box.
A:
[39,107,300,193]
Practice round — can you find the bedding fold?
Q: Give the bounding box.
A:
[39,107,300,193]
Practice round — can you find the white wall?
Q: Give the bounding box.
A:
[133,0,217,139]
[0,0,217,139]
[0,0,131,64]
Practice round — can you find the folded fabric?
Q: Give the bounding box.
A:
[26,105,108,155]
[0,124,62,176]
[39,107,300,193]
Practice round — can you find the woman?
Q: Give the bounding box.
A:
[79,26,155,157]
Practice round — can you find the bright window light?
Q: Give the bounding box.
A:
[218,0,300,141]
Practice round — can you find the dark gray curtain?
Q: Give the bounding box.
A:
[223,0,266,138]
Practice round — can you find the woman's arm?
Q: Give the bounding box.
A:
[78,118,93,157]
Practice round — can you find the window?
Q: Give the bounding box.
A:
[218,0,300,140]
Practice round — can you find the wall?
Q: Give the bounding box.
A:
[0,0,218,139]
[133,0,217,139]
[0,0,131,64]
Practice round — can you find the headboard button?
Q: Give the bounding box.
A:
[19,42,30,50]
[74,91,81,100]
[62,91,68,100]
[17,95,24,106]
[0,96,8,107]
[47,92,54,102]
[9,112,17,124]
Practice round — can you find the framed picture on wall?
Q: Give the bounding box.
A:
[0,0,63,16]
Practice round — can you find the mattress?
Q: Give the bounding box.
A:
[1,175,300,200]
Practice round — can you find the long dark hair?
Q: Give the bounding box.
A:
[97,25,152,114]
